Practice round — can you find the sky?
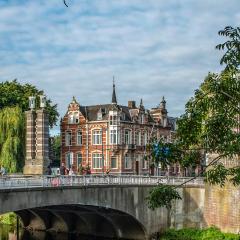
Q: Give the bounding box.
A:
[0,0,239,134]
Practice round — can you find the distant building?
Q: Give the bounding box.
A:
[60,83,177,175]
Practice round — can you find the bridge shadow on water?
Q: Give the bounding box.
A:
[12,204,146,240]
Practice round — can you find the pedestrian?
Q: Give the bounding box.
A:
[47,165,52,175]
[60,163,66,175]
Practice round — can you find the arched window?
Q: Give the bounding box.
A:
[65,152,73,168]
[65,131,72,146]
[77,130,82,145]
[136,131,141,146]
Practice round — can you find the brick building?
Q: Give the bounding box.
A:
[60,83,177,175]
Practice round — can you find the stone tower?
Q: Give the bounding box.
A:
[23,95,50,175]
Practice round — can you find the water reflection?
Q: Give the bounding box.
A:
[0,225,116,240]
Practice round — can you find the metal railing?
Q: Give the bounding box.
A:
[0,175,204,190]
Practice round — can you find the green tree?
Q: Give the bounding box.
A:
[0,79,58,127]
[0,107,25,172]
[147,26,240,210]
[0,80,59,172]
[51,135,61,166]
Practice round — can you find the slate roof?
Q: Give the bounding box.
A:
[79,104,132,122]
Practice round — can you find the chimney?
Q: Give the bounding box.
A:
[128,101,136,109]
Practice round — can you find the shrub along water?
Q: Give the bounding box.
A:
[159,227,240,240]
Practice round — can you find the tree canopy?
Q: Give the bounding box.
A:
[0,80,59,172]
[0,79,58,127]
[147,26,240,210]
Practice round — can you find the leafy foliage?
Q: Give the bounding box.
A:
[0,107,25,172]
[160,226,240,240]
[216,26,240,70]
[51,135,61,166]
[146,26,240,210]
[0,80,58,127]
[146,184,181,210]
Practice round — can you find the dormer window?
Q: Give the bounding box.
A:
[68,112,79,124]
[97,111,102,120]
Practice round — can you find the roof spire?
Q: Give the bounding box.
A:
[160,96,166,109]
[112,77,117,104]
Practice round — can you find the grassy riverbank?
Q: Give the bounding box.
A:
[159,227,240,240]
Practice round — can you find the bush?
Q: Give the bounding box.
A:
[160,227,240,240]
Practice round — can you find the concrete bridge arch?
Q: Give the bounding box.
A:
[0,185,169,239]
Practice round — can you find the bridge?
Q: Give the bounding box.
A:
[0,175,205,239]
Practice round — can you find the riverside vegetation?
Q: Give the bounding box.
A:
[159,227,240,240]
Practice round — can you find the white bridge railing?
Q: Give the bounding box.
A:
[0,175,204,190]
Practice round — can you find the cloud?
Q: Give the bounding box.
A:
[0,0,239,134]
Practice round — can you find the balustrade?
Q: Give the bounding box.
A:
[0,175,204,190]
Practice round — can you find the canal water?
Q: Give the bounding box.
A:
[0,224,120,240]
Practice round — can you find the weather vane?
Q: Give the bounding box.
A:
[63,0,69,7]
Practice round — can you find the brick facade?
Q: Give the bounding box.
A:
[24,96,50,175]
[60,84,178,175]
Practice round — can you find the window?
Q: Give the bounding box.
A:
[111,157,117,169]
[110,129,117,144]
[92,153,103,169]
[110,115,117,125]
[97,111,102,120]
[66,152,73,168]
[142,155,147,169]
[68,112,79,124]
[144,132,148,145]
[141,114,144,124]
[136,131,141,146]
[92,129,102,145]
[77,130,82,145]
[124,154,132,169]
[65,131,72,146]
[77,153,82,166]
[124,129,131,144]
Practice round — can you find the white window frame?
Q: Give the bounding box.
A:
[124,154,132,169]
[68,111,79,124]
[110,115,118,125]
[92,129,102,145]
[65,131,72,146]
[136,131,141,146]
[97,112,102,120]
[92,152,103,169]
[77,130,83,145]
[144,131,148,145]
[110,129,117,145]
[110,156,117,169]
[124,129,131,144]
